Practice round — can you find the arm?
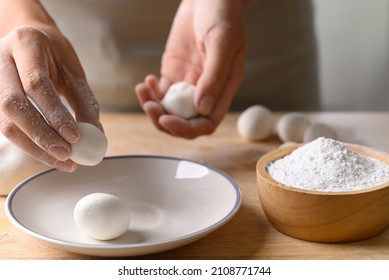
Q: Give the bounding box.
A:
[0,0,55,36]
[136,0,251,139]
[0,0,101,171]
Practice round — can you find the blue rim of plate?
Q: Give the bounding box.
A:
[5,155,242,251]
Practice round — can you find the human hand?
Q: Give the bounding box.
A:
[0,25,101,171]
[136,0,248,139]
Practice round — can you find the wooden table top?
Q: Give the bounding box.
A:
[1,111,389,260]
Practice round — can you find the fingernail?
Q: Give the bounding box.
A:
[54,160,77,172]
[199,95,215,115]
[49,145,70,161]
[60,125,79,143]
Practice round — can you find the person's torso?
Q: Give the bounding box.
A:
[41,0,319,112]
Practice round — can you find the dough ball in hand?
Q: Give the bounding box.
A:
[70,122,108,166]
[277,112,310,143]
[73,193,130,240]
[237,105,274,141]
[303,123,338,142]
[161,82,198,119]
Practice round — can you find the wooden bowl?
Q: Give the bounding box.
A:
[256,143,389,243]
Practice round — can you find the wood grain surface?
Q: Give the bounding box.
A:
[1,112,389,259]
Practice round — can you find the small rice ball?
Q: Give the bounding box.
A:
[277,112,310,143]
[74,193,130,240]
[161,82,198,119]
[237,105,274,141]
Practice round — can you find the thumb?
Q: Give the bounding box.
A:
[194,28,243,115]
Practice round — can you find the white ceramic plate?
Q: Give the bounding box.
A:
[6,156,241,257]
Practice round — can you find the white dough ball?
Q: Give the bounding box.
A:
[237,105,274,141]
[0,134,48,196]
[303,123,338,142]
[277,112,310,143]
[161,82,198,119]
[73,193,130,240]
[70,122,108,166]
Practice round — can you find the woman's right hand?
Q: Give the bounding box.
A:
[136,0,249,139]
[0,25,101,172]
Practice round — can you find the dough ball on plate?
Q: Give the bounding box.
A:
[303,123,338,142]
[277,112,310,143]
[237,105,274,141]
[70,122,108,166]
[73,193,130,240]
[161,82,198,119]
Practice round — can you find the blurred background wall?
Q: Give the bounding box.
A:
[313,0,389,111]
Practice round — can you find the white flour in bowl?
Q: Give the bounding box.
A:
[267,137,389,192]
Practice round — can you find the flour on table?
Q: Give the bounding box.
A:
[267,137,389,192]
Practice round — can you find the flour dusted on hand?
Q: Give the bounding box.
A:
[267,137,389,192]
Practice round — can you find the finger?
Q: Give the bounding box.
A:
[135,80,160,104]
[209,44,246,121]
[143,101,169,133]
[195,30,244,115]
[145,75,165,100]
[0,58,72,161]
[44,29,102,132]
[159,114,215,139]
[12,35,80,143]
[135,77,164,112]
[136,79,170,133]
[47,44,102,130]
[59,73,103,132]
[0,114,77,172]
[159,77,171,95]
